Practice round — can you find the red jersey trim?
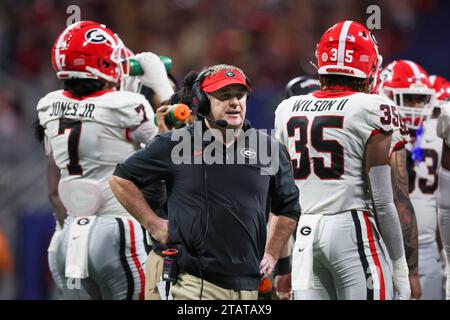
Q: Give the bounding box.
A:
[125,128,132,142]
[389,140,407,159]
[392,140,407,152]
[370,128,394,137]
[370,129,381,136]
[312,90,357,99]
[62,88,116,100]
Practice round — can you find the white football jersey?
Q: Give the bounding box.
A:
[37,89,157,218]
[406,119,442,244]
[437,101,450,147]
[275,91,399,215]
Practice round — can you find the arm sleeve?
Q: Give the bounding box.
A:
[369,165,405,261]
[270,142,301,221]
[113,134,172,189]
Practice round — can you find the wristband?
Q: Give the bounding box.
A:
[274,256,292,276]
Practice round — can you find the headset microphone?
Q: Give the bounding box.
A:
[210,119,228,128]
[197,113,229,128]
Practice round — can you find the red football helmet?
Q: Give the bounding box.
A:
[380,60,435,129]
[430,75,450,105]
[316,20,382,91]
[51,21,128,83]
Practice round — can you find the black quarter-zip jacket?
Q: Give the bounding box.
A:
[113,120,301,290]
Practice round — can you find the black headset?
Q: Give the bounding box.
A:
[191,67,253,116]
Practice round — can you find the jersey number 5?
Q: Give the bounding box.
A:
[379,104,408,135]
[287,116,344,180]
[58,118,83,175]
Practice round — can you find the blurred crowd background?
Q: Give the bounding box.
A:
[0,0,448,299]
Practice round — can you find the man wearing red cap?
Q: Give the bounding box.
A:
[110,64,301,300]
[191,64,252,131]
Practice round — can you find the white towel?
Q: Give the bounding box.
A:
[292,213,322,291]
[65,216,96,279]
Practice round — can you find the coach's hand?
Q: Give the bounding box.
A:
[260,252,276,279]
[148,216,169,245]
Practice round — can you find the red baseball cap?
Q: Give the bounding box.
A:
[200,68,251,93]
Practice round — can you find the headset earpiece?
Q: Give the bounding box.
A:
[191,69,211,116]
[191,82,210,116]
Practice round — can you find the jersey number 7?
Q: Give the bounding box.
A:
[58,118,83,175]
[287,116,344,180]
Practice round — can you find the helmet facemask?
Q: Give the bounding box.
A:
[368,51,383,94]
[387,89,434,130]
[111,34,130,79]
[116,45,142,92]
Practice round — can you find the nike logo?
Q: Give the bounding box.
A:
[298,248,305,253]
[72,236,80,240]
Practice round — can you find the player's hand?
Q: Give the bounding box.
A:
[148,216,169,245]
[134,52,174,102]
[274,273,291,300]
[260,253,276,279]
[155,105,172,133]
[408,272,422,299]
[392,256,411,300]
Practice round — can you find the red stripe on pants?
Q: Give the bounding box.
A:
[363,211,386,300]
[128,220,146,300]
